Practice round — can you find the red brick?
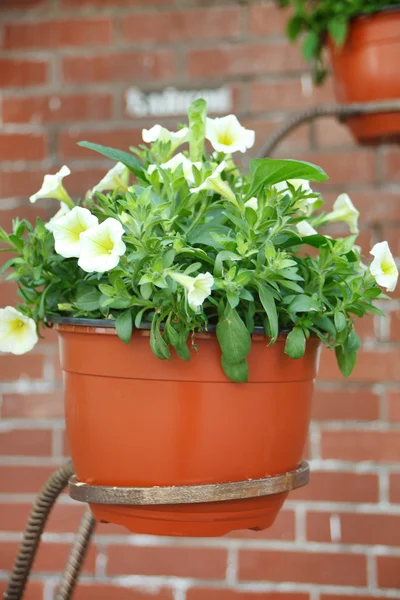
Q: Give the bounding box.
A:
[238,550,366,585]
[389,474,400,503]
[0,354,44,381]
[0,581,43,600]
[249,3,290,36]
[318,346,400,382]
[107,546,227,579]
[388,391,400,421]
[380,226,400,258]
[228,510,295,541]
[2,93,113,124]
[0,206,48,230]
[0,59,48,87]
[74,586,174,600]
[0,429,52,456]
[250,79,334,113]
[62,51,175,84]
[2,18,112,50]
[123,8,240,43]
[2,391,64,419]
[312,387,379,421]
[0,541,95,573]
[383,147,400,182]
[288,150,376,186]
[0,170,48,199]
[291,471,379,503]
[308,512,400,546]
[188,592,309,600]
[58,128,142,159]
[314,117,356,148]
[244,118,310,155]
[0,466,56,493]
[0,502,87,533]
[0,283,18,305]
[377,555,400,588]
[321,430,400,462]
[0,133,46,162]
[188,43,304,79]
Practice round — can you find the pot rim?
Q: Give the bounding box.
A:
[45,315,289,337]
[351,4,400,22]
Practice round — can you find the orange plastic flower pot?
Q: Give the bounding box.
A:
[58,322,320,537]
[328,8,400,144]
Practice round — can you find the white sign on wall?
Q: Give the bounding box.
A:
[125,86,233,118]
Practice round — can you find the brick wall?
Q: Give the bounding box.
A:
[0,1,400,599]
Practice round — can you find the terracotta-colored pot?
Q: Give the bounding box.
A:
[328,7,400,144]
[58,321,320,537]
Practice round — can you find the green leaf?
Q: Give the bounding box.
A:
[285,327,306,359]
[75,288,101,311]
[247,158,328,199]
[328,17,348,46]
[313,315,336,337]
[188,99,207,162]
[302,31,320,62]
[257,284,278,342]
[115,310,133,344]
[150,317,171,360]
[221,355,248,383]
[216,304,251,364]
[335,330,360,378]
[334,311,346,332]
[287,294,320,313]
[77,142,144,176]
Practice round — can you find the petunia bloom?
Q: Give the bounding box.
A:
[244,197,258,210]
[169,271,214,310]
[0,306,38,355]
[142,125,189,154]
[326,193,360,234]
[45,202,71,232]
[51,206,98,258]
[78,218,126,273]
[370,241,398,292]
[30,166,73,208]
[296,221,318,237]
[148,153,202,184]
[206,115,255,154]
[190,161,237,206]
[91,163,130,195]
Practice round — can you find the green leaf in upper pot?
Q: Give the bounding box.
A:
[75,286,101,312]
[247,158,328,199]
[328,17,348,46]
[335,330,361,378]
[257,283,278,343]
[284,326,306,359]
[302,31,320,61]
[77,142,144,177]
[216,304,251,365]
[150,316,171,360]
[221,354,248,383]
[188,99,207,162]
[287,294,320,314]
[115,310,133,344]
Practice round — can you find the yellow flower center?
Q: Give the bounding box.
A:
[217,130,235,146]
[381,257,396,275]
[10,318,27,335]
[93,234,115,254]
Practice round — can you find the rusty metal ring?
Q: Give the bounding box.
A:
[69,462,309,506]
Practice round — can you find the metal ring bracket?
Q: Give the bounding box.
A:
[69,461,309,506]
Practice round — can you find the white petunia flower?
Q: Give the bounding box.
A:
[326,193,359,234]
[0,306,38,355]
[190,161,237,206]
[30,166,73,208]
[296,221,318,237]
[169,271,214,311]
[206,115,255,154]
[51,206,98,259]
[370,241,398,292]
[148,153,202,184]
[78,218,126,273]
[274,179,312,196]
[45,202,71,232]
[91,162,130,195]
[142,125,189,154]
[244,197,258,210]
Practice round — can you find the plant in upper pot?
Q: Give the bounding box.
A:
[275,0,400,142]
[0,99,397,537]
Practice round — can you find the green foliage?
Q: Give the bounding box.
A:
[0,100,389,381]
[275,0,399,82]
